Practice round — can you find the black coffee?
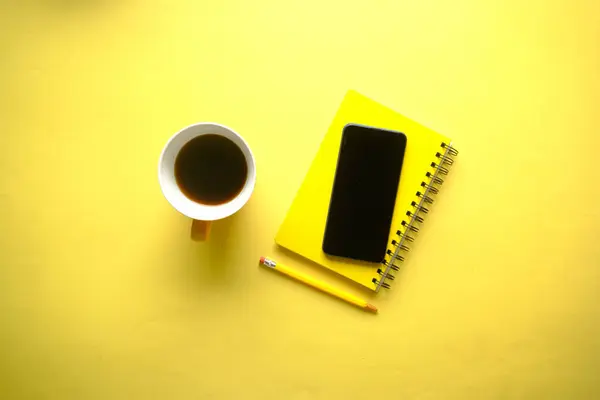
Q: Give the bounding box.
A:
[174,134,248,205]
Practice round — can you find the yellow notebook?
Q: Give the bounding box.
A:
[276,90,458,291]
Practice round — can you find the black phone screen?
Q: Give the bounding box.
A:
[322,124,407,263]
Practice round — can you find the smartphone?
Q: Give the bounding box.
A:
[322,124,407,263]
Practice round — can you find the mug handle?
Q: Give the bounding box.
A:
[191,220,212,241]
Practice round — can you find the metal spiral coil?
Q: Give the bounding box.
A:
[386,249,404,261]
[406,210,424,223]
[401,220,419,233]
[411,201,429,214]
[420,181,439,194]
[435,152,454,166]
[372,278,391,289]
[377,269,395,280]
[391,240,410,252]
[416,191,434,204]
[430,162,449,175]
[396,230,414,242]
[382,259,400,271]
[375,142,458,292]
[441,142,459,156]
[426,172,444,185]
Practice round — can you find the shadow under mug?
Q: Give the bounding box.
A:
[158,122,256,240]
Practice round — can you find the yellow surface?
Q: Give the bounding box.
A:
[276,90,452,290]
[1,0,599,398]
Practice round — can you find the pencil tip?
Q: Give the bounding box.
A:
[366,304,378,313]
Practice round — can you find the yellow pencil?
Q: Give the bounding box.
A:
[259,256,378,313]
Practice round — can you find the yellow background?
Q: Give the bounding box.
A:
[1,0,599,398]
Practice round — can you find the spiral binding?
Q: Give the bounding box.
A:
[372,142,458,292]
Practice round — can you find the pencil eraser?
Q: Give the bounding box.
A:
[259,256,266,265]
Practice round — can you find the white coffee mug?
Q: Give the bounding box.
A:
[158,122,256,240]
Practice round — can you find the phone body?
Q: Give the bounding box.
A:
[322,124,407,263]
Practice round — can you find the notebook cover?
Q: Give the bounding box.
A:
[275,90,452,290]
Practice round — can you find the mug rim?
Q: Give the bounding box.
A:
[158,122,256,221]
